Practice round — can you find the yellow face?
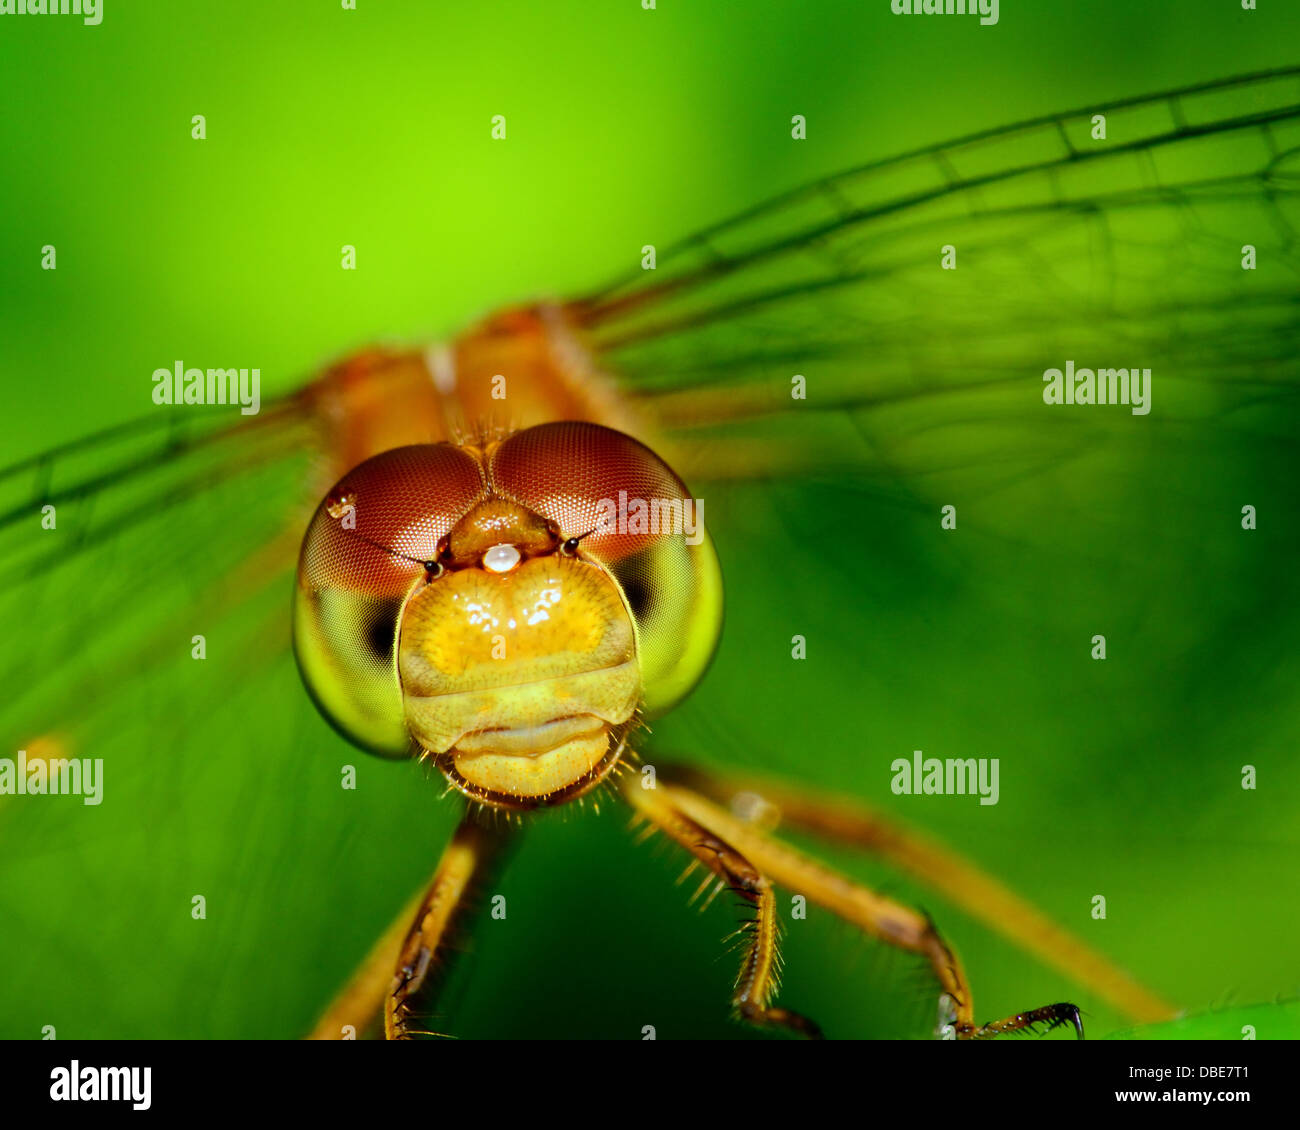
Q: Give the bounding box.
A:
[294,422,723,809]
[399,514,640,802]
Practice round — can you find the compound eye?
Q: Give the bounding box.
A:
[489,421,723,717]
[294,444,486,756]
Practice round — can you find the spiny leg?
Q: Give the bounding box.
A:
[308,807,514,1040]
[385,810,516,1040]
[307,882,429,1040]
[626,777,822,1038]
[627,774,1082,1040]
[656,762,1175,1027]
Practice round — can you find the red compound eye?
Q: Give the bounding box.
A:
[303,444,486,596]
[489,421,693,564]
[294,444,487,756]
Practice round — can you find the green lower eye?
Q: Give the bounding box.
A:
[611,535,723,720]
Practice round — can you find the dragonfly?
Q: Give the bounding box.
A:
[2,67,1298,1040]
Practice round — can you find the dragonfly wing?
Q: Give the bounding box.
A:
[578,68,1300,498]
[0,395,322,746]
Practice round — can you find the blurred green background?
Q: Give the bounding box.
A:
[1,1,1298,1040]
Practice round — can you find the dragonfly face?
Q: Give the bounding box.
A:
[294,421,723,810]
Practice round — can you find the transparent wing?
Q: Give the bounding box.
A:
[578,68,1300,502]
[0,395,321,747]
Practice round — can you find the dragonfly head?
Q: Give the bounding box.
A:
[293,422,723,809]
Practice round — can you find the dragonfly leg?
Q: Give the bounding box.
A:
[308,808,514,1040]
[624,775,822,1038]
[625,773,1082,1040]
[652,762,1174,1026]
